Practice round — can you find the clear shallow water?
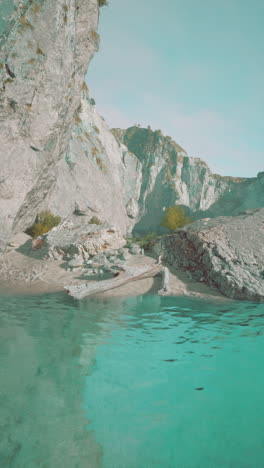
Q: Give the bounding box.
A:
[0,294,264,468]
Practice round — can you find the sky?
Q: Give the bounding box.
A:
[88,0,264,177]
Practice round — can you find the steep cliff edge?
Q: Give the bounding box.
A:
[0,0,98,250]
[0,0,141,252]
[113,127,264,232]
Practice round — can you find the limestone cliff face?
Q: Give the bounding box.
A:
[0,0,141,251]
[46,92,142,233]
[113,127,264,232]
[0,0,98,250]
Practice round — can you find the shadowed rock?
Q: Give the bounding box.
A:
[161,208,264,302]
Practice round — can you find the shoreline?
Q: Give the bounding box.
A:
[0,247,230,303]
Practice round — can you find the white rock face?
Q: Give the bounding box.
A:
[46,93,142,234]
[113,127,264,232]
[0,0,141,252]
[0,0,99,250]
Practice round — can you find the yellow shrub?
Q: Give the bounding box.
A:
[88,216,102,225]
[161,206,191,231]
[27,211,61,237]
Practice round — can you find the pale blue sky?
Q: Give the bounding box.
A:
[88,0,264,177]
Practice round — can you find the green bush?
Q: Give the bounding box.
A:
[127,232,158,250]
[26,211,61,237]
[88,216,102,225]
[98,0,108,6]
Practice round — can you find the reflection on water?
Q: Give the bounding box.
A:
[0,293,264,467]
[0,293,102,468]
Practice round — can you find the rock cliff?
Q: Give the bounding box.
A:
[0,1,263,256]
[0,0,141,252]
[113,127,264,233]
[160,208,264,302]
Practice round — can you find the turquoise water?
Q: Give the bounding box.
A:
[0,294,264,468]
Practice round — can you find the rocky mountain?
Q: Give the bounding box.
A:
[0,0,263,255]
[113,126,264,233]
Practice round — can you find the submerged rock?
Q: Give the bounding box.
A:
[161,208,264,302]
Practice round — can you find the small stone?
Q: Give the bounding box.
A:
[32,238,44,251]
[108,256,117,263]
[129,243,141,255]
[68,256,84,268]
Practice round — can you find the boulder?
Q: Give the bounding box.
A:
[129,243,142,255]
[161,207,264,302]
[68,256,84,269]
[44,222,125,261]
[32,237,44,251]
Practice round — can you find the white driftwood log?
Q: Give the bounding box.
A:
[158,266,170,295]
[65,260,167,300]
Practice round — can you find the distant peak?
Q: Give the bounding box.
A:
[112,125,187,156]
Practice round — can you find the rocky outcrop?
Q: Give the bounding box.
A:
[161,208,264,302]
[113,127,264,233]
[43,220,126,260]
[0,0,141,252]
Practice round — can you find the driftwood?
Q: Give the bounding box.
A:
[158,266,170,295]
[65,259,170,300]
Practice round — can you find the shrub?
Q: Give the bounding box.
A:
[36,45,45,56]
[88,216,102,225]
[27,211,61,237]
[126,232,158,250]
[96,156,108,173]
[82,82,88,92]
[75,104,82,124]
[161,206,191,231]
[91,31,100,41]
[137,232,158,250]
[98,0,108,6]
[32,4,42,14]
[19,16,34,30]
